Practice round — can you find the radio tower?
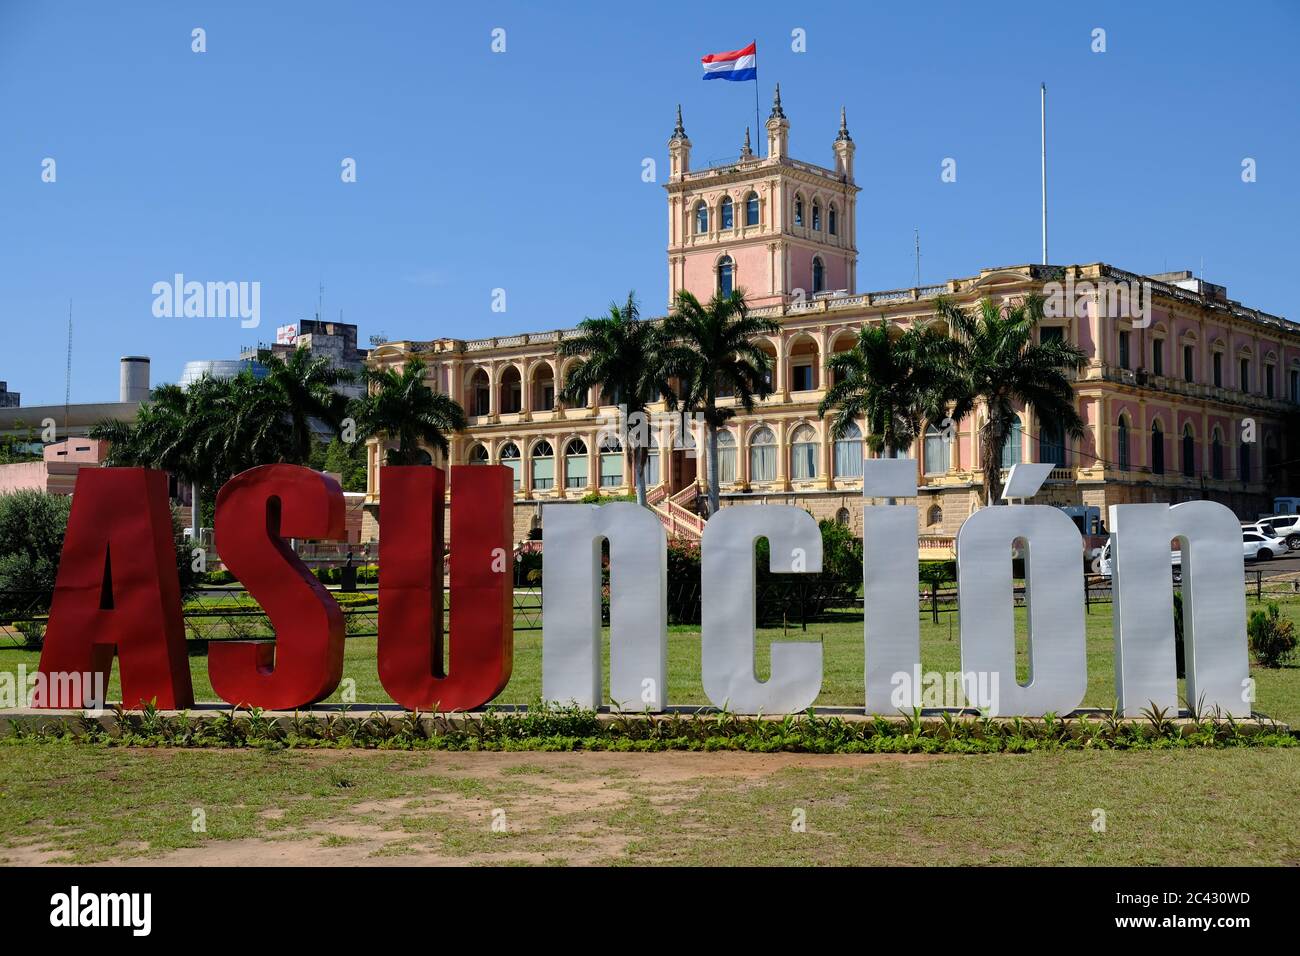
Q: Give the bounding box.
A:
[63,300,73,437]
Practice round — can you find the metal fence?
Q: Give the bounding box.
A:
[0,568,1284,649]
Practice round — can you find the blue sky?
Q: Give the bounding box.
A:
[2,0,1297,404]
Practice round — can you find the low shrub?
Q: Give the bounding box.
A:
[1248,602,1297,668]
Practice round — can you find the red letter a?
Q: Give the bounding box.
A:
[35,468,194,709]
[377,465,513,711]
[209,465,346,709]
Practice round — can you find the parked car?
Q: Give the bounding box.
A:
[1252,514,1300,550]
[1242,522,1291,552]
[1096,528,1286,576]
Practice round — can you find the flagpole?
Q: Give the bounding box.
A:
[1041,81,1048,265]
[753,40,761,158]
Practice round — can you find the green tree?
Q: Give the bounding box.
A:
[91,378,228,538]
[931,294,1087,504]
[352,357,468,465]
[0,490,72,617]
[322,437,368,491]
[662,289,777,516]
[819,320,951,459]
[557,293,678,507]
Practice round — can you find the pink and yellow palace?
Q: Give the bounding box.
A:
[362,88,1300,548]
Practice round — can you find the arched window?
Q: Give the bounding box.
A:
[564,438,588,489]
[1239,441,1251,482]
[599,436,623,488]
[468,443,489,465]
[717,255,734,297]
[645,435,661,486]
[828,204,838,236]
[924,424,950,476]
[500,366,522,414]
[833,422,863,478]
[1001,418,1023,469]
[812,256,825,294]
[716,429,737,484]
[1039,419,1066,466]
[500,442,521,491]
[1151,422,1164,475]
[695,201,708,234]
[749,426,776,482]
[530,440,554,490]
[927,504,943,526]
[720,196,733,230]
[835,507,851,527]
[811,201,821,231]
[1211,430,1224,479]
[794,195,804,227]
[791,425,818,480]
[469,369,490,417]
[745,191,759,226]
[1116,417,1130,471]
[1182,424,1195,477]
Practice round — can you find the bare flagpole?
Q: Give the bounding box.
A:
[1041,82,1048,264]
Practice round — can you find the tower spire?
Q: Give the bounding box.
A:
[836,105,852,141]
[671,103,687,140]
[769,82,785,119]
[741,126,753,158]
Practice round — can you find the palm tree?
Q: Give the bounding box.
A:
[931,294,1087,504]
[557,293,677,507]
[663,289,778,517]
[352,357,468,465]
[818,320,950,458]
[91,378,228,537]
[257,348,353,463]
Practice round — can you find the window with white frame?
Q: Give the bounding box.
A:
[564,438,588,489]
[749,426,776,482]
[531,440,554,490]
[833,422,863,477]
[599,437,623,487]
[790,425,817,480]
[923,424,950,475]
[500,442,521,490]
[716,430,737,484]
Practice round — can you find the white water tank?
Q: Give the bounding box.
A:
[120,356,150,402]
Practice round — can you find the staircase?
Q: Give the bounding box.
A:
[649,484,705,542]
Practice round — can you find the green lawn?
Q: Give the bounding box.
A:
[1,745,1296,865]
[2,595,1297,723]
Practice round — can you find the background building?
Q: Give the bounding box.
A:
[363,98,1300,548]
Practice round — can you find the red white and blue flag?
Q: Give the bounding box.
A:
[701,42,757,82]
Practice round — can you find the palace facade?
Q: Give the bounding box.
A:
[361,91,1300,547]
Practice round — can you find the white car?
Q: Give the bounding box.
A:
[1252,514,1300,550]
[1096,528,1286,576]
[1242,522,1290,552]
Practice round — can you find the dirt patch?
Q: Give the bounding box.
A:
[61,751,941,867]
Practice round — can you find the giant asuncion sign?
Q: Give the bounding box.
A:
[30,460,1250,718]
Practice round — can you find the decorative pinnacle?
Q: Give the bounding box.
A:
[769,83,785,119]
[741,126,753,157]
[671,103,687,140]
[836,106,852,142]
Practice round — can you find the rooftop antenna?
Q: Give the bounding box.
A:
[317,280,324,322]
[914,228,921,287]
[63,300,72,437]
